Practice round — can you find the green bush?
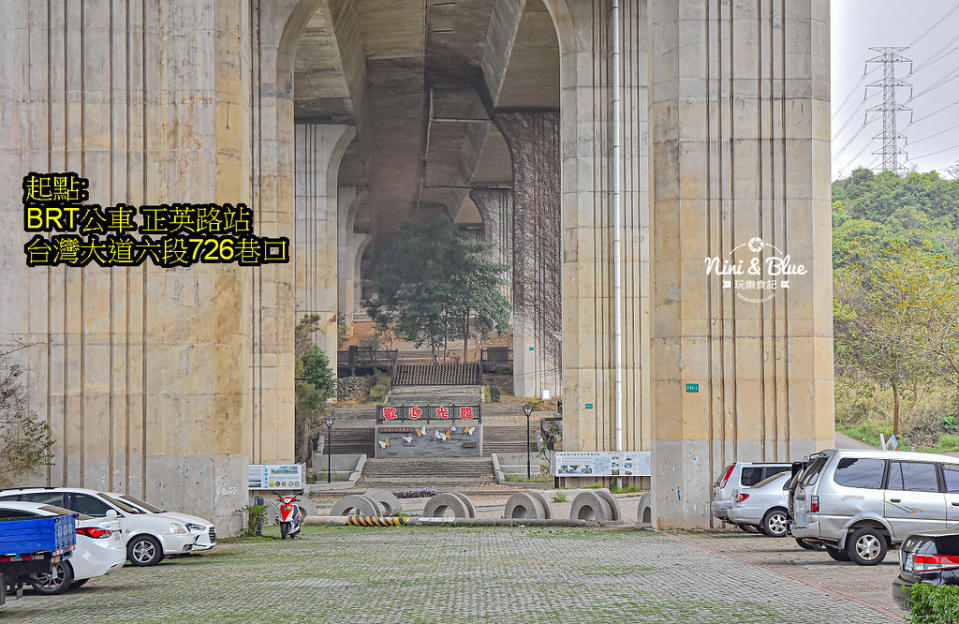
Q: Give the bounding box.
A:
[941,434,959,448]
[908,582,959,623]
[243,504,268,537]
[370,384,388,401]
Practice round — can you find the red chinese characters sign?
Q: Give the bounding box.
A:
[377,405,481,422]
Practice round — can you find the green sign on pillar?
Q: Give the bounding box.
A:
[686,383,699,393]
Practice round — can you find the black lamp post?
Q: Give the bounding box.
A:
[523,403,533,479]
[325,413,335,484]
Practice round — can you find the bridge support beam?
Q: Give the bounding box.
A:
[648,0,834,528]
[294,123,354,358]
[496,111,561,400]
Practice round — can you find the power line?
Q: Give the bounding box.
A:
[909,100,959,126]
[910,31,959,74]
[907,120,959,146]
[907,2,959,47]
[911,144,959,160]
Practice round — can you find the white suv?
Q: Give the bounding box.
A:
[109,492,216,551]
[0,488,196,566]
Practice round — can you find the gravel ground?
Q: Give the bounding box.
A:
[2,524,903,624]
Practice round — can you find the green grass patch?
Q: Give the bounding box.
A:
[835,422,881,447]
[552,494,567,502]
[504,474,552,482]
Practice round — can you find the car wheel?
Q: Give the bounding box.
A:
[30,561,74,595]
[737,523,759,534]
[761,509,789,538]
[825,545,850,561]
[846,527,887,566]
[128,535,164,566]
[795,538,826,551]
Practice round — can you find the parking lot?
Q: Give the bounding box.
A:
[3,524,903,624]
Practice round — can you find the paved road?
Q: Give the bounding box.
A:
[4,525,902,624]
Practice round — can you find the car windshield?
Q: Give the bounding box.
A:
[39,504,92,521]
[97,493,142,514]
[121,495,164,514]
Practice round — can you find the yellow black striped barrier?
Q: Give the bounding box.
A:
[345,515,408,527]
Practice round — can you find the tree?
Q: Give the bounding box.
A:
[834,241,953,435]
[0,352,53,486]
[364,218,511,362]
[294,315,337,464]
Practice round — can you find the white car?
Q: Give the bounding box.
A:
[0,488,196,566]
[0,501,125,594]
[108,492,216,551]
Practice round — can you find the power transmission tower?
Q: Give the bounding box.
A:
[865,47,913,175]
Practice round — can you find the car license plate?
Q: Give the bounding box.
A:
[904,553,913,572]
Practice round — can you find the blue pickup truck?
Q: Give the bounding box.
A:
[0,513,76,605]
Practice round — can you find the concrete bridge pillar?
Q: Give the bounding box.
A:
[469,187,513,301]
[495,111,561,399]
[294,123,354,358]
[648,0,834,528]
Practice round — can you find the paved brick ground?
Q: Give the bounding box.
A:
[670,530,905,619]
[3,525,902,624]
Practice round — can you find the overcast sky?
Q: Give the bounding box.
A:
[831,0,959,179]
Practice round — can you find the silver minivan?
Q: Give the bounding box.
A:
[790,449,959,565]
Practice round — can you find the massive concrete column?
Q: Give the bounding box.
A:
[496,111,561,399]
[294,123,354,360]
[648,0,833,528]
[337,186,369,330]
[543,0,650,461]
[470,188,513,302]
[0,0,266,535]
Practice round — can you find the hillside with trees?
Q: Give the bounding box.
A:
[832,168,959,449]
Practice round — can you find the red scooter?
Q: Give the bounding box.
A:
[275,494,302,539]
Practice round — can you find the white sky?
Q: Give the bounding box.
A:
[831,0,959,179]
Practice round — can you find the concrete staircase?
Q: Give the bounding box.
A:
[386,385,483,405]
[482,425,537,456]
[358,457,495,487]
[325,427,375,456]
[393,364,481,385]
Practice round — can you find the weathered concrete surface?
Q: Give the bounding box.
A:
[0,0,833,533]
[294,122,353,358]
[496,111,561,400]
[648,0,834,528]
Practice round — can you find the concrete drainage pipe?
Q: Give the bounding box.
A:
[422,493,474,519]
[592,489,622,522]
[636,493,652,526]
[570,491,613,522]
[527,491,553,519]
[330,495,382,517]
[504,492,549,520]
[364,490,403,516]
[450,492,477,518]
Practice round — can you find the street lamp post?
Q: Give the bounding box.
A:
[325,413,335,484]
[523,403,533,479]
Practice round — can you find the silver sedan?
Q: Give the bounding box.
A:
[726,472,791,537]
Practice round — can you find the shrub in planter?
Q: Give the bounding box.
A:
[908,582,959,624]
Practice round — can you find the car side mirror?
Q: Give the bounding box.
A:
[106,509,118,519]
